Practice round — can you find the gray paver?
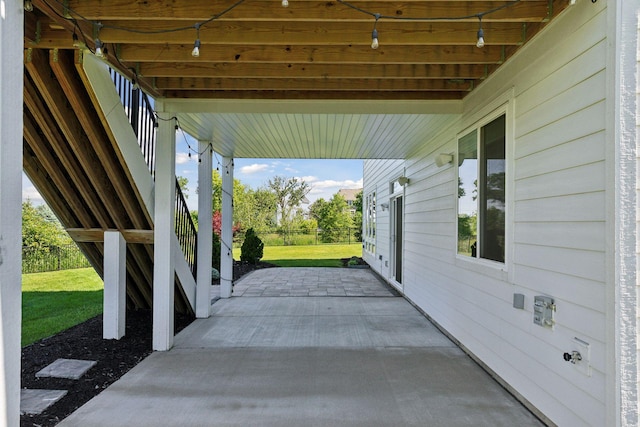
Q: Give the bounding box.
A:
[35,358,97,380]
[229,267,395,298]
[20,389,67,415]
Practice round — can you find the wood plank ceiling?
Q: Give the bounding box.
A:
[26,0,570,101]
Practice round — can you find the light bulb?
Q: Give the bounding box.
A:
[192,39,201,57]
[371,29,379,50]
[24,0,33,12]
[476,28,485,48]
[95,39,105,58]
[282,0,289,7]
[72,32,80,48]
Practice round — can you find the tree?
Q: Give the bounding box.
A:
[267,176,311,244]
[352,191,363,242]
[315,194,353,243]
[177,176,189,198]
[267,176,311,226]
[22,202,72,248]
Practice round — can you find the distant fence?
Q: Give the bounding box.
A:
[22,244,91,274]
[234,228,362,247]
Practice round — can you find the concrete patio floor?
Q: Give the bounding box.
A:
[59,268,544,427]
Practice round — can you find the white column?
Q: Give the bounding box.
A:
[103,231,127,339]
[0,4,24,425]
[608,1,640,426]
[152,111,176,351]
[220,156,234,298]
[196,141,213,317]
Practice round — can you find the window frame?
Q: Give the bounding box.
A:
[363,190,377,255]
[456,107,509,267]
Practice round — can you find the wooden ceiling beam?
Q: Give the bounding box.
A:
[88,21,524,46]
[154,77,474,91]
[119,44,504,64]
[67,0,549,22]
[140,62,492,79]
[163,90,467,100]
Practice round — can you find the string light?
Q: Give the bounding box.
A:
[94,38,105,58]
[94,22,105,58]
[40,0,533,59]
[476,17,485,48]
[24,0,33,12]
[192,24,201,57]
[371,14,380,50]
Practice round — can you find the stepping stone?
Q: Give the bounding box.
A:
[20,389,67,415]
[35,358,97,380]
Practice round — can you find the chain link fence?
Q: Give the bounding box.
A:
[22,244,91,274]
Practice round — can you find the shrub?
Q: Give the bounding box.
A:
[211,231,221,270]
[240,228,264,264]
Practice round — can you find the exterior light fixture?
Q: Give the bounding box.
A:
[435,153,454,167]
[371,13,380,50]
[397,176,410,186]
[476,17,485,48]
[95,38,105,58]
[192,24,201,57]
[282,0,289,7]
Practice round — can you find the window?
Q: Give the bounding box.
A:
[364,191,376,254]
[457,114,506,263]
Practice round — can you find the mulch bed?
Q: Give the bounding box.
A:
[21,261,275,427]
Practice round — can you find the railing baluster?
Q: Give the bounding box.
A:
[109,68,198,279]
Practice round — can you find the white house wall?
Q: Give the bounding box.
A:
[363,2,619,425]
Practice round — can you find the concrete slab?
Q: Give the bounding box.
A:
[35,358,97,380]
[58,269,543,426]
[58,347,542,427]
[20,389,67,415]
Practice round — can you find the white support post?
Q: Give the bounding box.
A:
[153,111,176,351]
[196,141,213,317]
[220,156,234,298]
[0,4,24,425]
[103,231,127,339]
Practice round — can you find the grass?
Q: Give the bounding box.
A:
[233,243,362,267]
[22,268,103,347]
[21,243,362,346]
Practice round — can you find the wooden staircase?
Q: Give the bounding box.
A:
[23,48,195,315]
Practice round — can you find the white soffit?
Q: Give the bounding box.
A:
[164,99,462,159]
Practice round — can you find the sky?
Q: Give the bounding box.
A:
[22,132,364,212]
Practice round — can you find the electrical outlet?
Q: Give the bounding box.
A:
[571,337,591,377]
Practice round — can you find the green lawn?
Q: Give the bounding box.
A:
[22,268,103,347]
[233,243,362,267]
[21,244,362,346]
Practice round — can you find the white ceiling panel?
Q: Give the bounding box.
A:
[167,99,461,159]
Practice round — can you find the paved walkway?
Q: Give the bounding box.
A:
[231,267,397,297]
[59,268,544,427]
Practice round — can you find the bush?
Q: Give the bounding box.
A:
[212,232,221,270]
[240,228,264,264]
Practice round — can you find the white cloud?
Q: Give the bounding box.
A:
[298,175,318,183]
[176,152,193,164]
[240,163,270,174]
[309,178,363,190]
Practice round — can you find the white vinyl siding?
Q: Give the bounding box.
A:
[363,2,611,425]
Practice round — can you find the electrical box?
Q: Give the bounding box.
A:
[513,293,525,309]
[533,295,555,328]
